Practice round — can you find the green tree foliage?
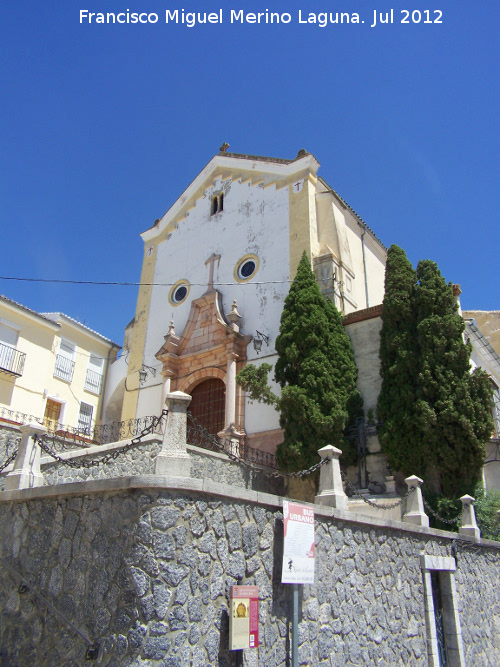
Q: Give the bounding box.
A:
[378,246,494,498]
[237,252,362,471]
[414,259,493,497]
[473,485,500,541]
[377,245,424,475]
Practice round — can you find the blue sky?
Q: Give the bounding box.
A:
[1,1,498,347]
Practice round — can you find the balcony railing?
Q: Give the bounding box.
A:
[0,405,167,448]
[0,343,26,377]
[84,368,103,394]
[54,355,75,382]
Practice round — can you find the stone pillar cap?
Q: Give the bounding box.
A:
[317,445,342,458]
[19,421,47,435]
[460,494,475,505]
[167,391,191,400]
[405,475,423,487]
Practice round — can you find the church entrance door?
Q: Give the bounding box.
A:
[189,378,225,435]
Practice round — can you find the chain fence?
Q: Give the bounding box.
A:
[340,469,415,510]
[187,413,329,479]
[421,496,462,526]
[0,450,19,475]
[0,406,167,450]
[33,411,168,469]
[1,407,494,535]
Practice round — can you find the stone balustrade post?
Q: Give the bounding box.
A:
[155,391,191,478]
[459,495,480,539]
[4,422,47,491]
[403,475,429,527]
[314,445,348,510]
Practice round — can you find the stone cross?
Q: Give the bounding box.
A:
[205,253,221,292]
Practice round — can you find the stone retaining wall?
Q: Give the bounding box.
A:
[1,434,283,497]
[0,423,21,460]
[0,478,498,666]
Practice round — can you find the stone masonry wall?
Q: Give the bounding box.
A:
[0,480,498,666]
[0,423,21,460]
[1,437,283,496]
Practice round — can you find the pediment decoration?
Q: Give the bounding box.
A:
[155,290,251,389]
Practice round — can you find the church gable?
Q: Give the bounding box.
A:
[141,151,320,245]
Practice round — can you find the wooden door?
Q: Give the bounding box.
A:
[44,399,61,431]
[189,379,225,435]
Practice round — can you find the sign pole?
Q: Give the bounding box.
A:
[281,501,315,667]
[292,583,299,667]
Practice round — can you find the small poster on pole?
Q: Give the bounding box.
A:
[229,585,259,650]
[281,500,315,584]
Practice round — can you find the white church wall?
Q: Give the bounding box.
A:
[342,213,386,313]
[136,177,291,419]
[243,353,281,436]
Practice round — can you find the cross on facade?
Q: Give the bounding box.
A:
[205,253,221,292]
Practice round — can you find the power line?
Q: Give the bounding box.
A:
[0,276,292,287]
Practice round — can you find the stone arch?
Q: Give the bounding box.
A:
[179,367,226,395]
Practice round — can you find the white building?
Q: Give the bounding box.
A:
[113,148,387,455]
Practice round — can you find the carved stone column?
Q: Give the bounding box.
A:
[155,391,191,478]
[5,422,47,491]
[225,351,238,429]
[161,370,176,410]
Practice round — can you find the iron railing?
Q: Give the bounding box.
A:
[0,406,166,448]
[0,343,26,377]
[54,355,75,382]
[187,413,279,469]
[84,368,103,394]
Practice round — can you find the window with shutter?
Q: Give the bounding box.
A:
[54,339,76,382]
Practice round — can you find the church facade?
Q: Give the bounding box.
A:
[108,148,387,456]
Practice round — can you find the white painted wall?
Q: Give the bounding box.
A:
[136,177,291,431]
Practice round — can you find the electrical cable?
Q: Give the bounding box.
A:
[0,276,292,286]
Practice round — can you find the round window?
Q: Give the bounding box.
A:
[172,285,187,303]
[234,255,259,283]
[169,280,190,306]
[238,260,256,279]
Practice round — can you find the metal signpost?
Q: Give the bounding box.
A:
[281,501,315,667]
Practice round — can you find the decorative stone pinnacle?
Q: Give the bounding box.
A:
[219,142,230,153]
[168,320,175,336]
[460,494,475,508]
[459,494,480,539]
[227,300,242,330]
[405,475,423,489]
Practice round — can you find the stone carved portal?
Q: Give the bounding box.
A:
[155,289,251,442]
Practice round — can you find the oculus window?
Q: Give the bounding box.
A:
[168,280,190,306]
[234,254,259,283]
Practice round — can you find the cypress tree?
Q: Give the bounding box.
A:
[237,252,362,471]
[378,246,494,499]
[414,260,493,497]
[377,245,424,476]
